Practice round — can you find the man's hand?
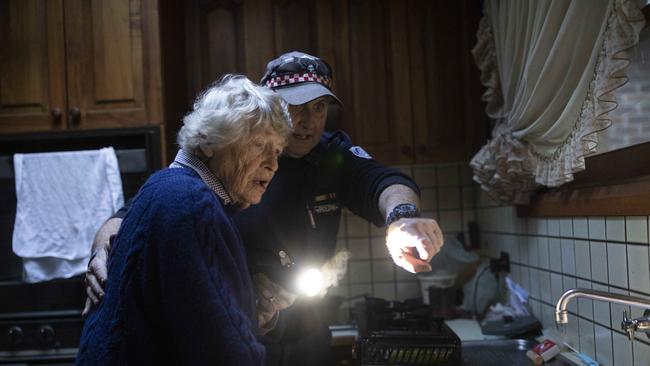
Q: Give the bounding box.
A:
[385,217,444,273]
[82,217,122,316]
[254,273,297,329]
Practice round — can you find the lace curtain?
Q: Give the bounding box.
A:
[470,0,646,204]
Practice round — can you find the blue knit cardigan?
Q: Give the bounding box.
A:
[76,168,265,365]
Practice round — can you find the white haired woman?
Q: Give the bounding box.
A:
[76,75,292,366]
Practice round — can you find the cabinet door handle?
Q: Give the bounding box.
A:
[51,108,62,125]
[69,107,81,126]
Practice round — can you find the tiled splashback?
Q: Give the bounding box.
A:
[328,162,477,313]
[477,192,650,366]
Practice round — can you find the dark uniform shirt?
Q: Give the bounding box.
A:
[235,130,419,270]
[234,131,419,366]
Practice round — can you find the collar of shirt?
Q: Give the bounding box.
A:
[170,149,233,205]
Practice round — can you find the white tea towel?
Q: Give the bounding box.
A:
[12,148,123,282]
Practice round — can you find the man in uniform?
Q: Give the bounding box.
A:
[83,51,444,366]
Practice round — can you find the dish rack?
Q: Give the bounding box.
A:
[354,297,461,366]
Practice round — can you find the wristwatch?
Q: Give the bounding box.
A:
[386,203,420,226]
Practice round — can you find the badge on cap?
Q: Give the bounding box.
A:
[350,146,372,159]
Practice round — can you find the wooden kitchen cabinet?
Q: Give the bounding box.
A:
[0,0,163,134]
[184,0,485,165]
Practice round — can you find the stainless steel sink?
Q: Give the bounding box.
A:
[462,339,570,366]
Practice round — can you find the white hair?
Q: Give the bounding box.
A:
[178,74,292,154]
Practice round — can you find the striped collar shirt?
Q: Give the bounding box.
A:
[170,149,232,205]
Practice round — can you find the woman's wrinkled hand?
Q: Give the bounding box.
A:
[254,273,297,329]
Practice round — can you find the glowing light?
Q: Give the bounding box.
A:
[296,268,323,296]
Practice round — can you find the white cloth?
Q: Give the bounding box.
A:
[470,0,646,204]
[12,148,123,282]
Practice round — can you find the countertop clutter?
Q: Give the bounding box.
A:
[329,297,581,366]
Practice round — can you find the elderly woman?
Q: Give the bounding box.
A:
[76,75,291,365]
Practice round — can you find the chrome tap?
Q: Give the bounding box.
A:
[555,288,650,341]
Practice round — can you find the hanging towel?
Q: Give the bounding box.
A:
[12,148,124,282]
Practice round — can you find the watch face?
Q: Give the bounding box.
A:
[388,203,420,225]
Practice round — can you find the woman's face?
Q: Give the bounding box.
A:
[208,123,286,209]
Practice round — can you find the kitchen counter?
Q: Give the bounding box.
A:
[331,321,580,366]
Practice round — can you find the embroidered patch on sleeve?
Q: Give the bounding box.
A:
[350,146,372,159]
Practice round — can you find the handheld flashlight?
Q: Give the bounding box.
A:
[250,248,324,297]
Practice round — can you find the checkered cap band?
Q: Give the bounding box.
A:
[264,72,332,89]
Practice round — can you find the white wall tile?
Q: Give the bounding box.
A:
[537,218,548,236]
[591,242,609,282]
[593,283,611,328]
[373,283,396,301]
[612,331,633,366]
[348,238,371,260]
[519,237,529,265]
[337,216,346,238]
[549,238,563,272]
[439,210,462,232]
[530,299,542,319]
[348,261,371,283]
[574,217,589,239]
[371,237,390,259]
[629,293,650,342]
[335,237,347,252]
[561,239,576,275]
[548,219,560,236]
[350,284,372,298]
[538,237,550,269]
[529,269,541,298]
[633,340,650,366]
[567,314,580,349]
[461,187,475,209]
[563,276,578,314]
[413,165,436,187]
[609,287,631,331]
[396,268,418,281]
[578,318,596,358]
[372,260,395,282]
[589,217,607,241]
[606,217,626,242]
[528,236,539,267]
[396,282,420,300]
[551,273,564,304]
[541,303,555,330]
[626,216,649,244]
[540,271,552,303]
[347,214,370,237]
[438,187,461,210]
[576,279,594,318]
[420,188,437,211]
[460,165,473,185]
[560,218,574,237]
[607,243,628,288]
[627,245,650,294]
[595,324,613,366]
[575,240,592,279]
[437,166,459,186]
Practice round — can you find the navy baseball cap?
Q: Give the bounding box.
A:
[260,51,342,106]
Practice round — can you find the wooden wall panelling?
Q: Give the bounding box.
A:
[410,0,466,163]
[273,0,315,56]
[185,0,245,100]
[0,0,67,133]
[342,0,413,165]
[459,0,488,160]
[243,0,274,82]
[64,0,150,129]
